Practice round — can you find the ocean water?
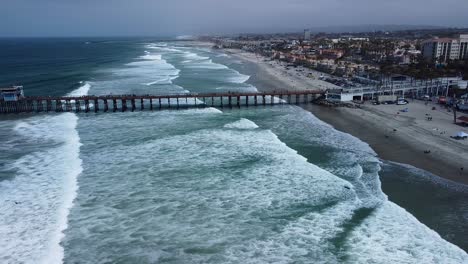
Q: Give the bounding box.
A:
[0,38,467,263]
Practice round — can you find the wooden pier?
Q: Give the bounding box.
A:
[0,90,324,114]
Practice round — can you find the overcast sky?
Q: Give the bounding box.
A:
[1,0,468,37]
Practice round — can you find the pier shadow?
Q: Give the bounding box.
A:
[326,206,376,261]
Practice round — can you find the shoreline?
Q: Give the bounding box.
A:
[226,48,468,185]
[306,105,468,185]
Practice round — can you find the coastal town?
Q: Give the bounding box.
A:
[208,28,468,101]
[199,28,468,184]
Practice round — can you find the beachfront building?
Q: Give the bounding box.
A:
[326,77,463,102]
[422,34,468,63]
[0,86,24,101]
[320,49,344,60]
[326,89,364,102]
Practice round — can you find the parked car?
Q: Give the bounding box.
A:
[457,103,468,111]
[418,95,430,101]
[397,99,409,105]
[438,96,447,104]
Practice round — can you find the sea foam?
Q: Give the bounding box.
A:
[224,118,259,130]
[67,82,91,97]
[0,113,82,264]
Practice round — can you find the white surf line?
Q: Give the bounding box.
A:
[48,82,88,264]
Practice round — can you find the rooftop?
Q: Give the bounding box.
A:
[1,86,23,94]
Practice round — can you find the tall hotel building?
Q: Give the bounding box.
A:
[422,34,468,63]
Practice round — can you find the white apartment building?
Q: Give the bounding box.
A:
[422,34,468,63]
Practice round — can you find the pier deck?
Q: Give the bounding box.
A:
[0,90,325,114]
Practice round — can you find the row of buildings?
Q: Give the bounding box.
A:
[212,29,468,87]
[422,34,468,63]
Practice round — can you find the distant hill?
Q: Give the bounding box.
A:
[306,24,447,33]
[215,25,467,38]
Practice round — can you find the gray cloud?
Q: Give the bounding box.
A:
[1,0,467,37]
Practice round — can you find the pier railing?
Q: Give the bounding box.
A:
[0,90,325,114]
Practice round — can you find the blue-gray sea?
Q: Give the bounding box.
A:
[0,38,467,263]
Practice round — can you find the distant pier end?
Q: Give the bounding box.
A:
[1,86,24,102]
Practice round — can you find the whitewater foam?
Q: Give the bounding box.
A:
[228,73,250,83]
[345,202,467,263]
[118,52,182,93]
[0,114,82,264]
[185,60,229,70]
[67,82,91,97]
[41,114,82,264]
[224,118,259,130]
[147,46,181,53]
[140,54,162,61]
[60,114,356,263]
[187,107,223,114]
[183,51,210,61]
[145,75,179,86]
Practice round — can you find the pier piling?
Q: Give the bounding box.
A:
[66,100,72,112]
[122,99,127,112]
[104,99,109,112]
[56,100,63,112]
[46,100,52,112]
[75,100,81,113]
[37,100,44,112]
[131,98,136,112]
[85,100,90,113]
[94,99,99,113]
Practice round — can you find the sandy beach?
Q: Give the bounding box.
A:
[226,48,468,185]
[224,49,340,91]
[308,104,468,184]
